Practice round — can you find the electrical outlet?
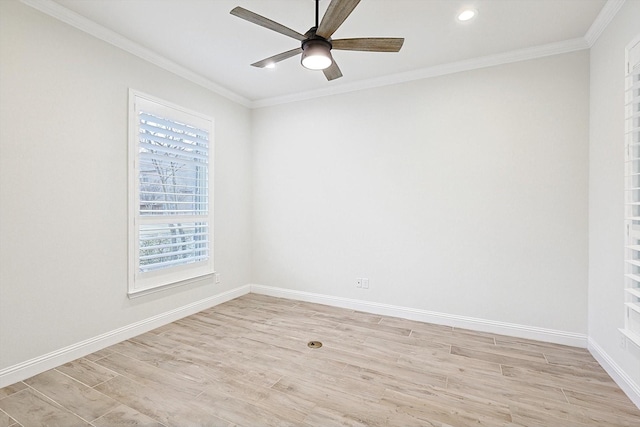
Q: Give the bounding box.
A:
[356,278,362,288]
[620,334,627,349]
[215,273,221,284]
[362,278,369,289]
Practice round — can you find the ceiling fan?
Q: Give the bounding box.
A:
[230,0,404,81]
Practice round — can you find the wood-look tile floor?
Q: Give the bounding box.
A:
[1,294,639,427]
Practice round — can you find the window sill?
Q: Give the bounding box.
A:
[619,328,640,349]
[128,272,215,299]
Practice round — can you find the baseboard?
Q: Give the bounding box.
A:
[0,285,250,388]
[588,338,640,409]
[250,284,588,348]
[7,283,635,407]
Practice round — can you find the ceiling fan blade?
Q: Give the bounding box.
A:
[323,60,343,81]
[316,0,361,39]
[332,38,404,52]
[251,48,302,68]
[230,7,306,42]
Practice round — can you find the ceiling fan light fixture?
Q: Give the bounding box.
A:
[301,39,333,70]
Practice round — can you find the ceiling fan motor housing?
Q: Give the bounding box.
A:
[301,36,333,70]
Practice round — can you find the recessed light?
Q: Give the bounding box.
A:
[265,62,276,69]
[457,9,477,22]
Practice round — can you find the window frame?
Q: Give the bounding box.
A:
[622,34,640,348]
[128,89,214,297]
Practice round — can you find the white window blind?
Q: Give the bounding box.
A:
[129,91,214,296]
[623,36,640,347]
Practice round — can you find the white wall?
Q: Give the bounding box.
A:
[588,0,640,404]
[0,1,252,375]
[9,0,638,400]
[252,51,590,336]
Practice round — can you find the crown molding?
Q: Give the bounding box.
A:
[20,0,617,110]
[20,0,252,108]
[584,0,626,47]
[252,37,590,108]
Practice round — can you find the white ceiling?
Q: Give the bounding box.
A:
[42,0,608,105]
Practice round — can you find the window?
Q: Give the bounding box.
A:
[623,35,640,347]
[128,90,214,296]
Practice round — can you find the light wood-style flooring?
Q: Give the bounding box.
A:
[1,293,639,426]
